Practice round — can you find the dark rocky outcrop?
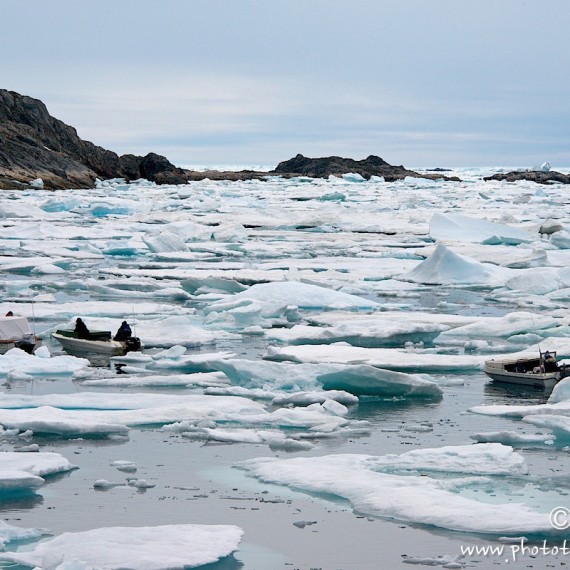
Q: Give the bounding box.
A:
[0,89,188,189]
[0,89,461,189]
[272,154,460,182]
[484,170,570,185]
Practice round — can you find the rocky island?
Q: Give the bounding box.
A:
[484,170,570,185]
[1,88,458,189]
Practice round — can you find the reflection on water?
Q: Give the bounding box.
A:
[483,381,553,404]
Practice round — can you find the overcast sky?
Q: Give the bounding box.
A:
[3,0,569,168]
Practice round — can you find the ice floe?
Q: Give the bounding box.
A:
[210,358,442,397]
[0,348,89,377]
[0,524,243,569]
[0,451,75,491]
[238,445,553,535]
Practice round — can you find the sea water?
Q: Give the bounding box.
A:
[0,169,570,568]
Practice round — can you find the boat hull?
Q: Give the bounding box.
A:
[52,332,129,356]
[483,365,559,387]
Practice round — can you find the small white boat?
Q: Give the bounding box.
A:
[0,316,42,354]
[483,351,570,387]
[52,330,141,357]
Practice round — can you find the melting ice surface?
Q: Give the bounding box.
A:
[1,168,570,568]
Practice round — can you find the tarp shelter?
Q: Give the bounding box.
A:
[0,317,32,339]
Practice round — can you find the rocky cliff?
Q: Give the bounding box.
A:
[0,89,188,189]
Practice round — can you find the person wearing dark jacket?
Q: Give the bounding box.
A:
[74,318,90,339]
[114,321,132,342]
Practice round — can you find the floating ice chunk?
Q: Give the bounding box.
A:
[266,319,447,348]
[136,316,239,348]
[400,243,509,286]
[531,161,551,172]
[238,453,550,534]
[549,377,570,404]
[152,345,188,359]
[212,358,442,397]
[470,431,554,446]
[369,443,528,476]
[402,554,464,567]
[204,386,278,399]
[318,364,443,398]
[34,345,50,358]
[0,524,244,569]
[0,470,44,490]
[14,444,40,452]
[31,263,66,275]
[0,394,277,436]
[0,348,89,377]
[505,268,561,295]
[205,281,379,318]
[434,311,556,344]
[29,178,44,189]
[127,478,155,489]
[143,230,189,253]
[212,223,247,242]
[0,451,75,491]
[93,479,121,489]
[0,407,130,437]
[200,427,313,450]
[265,344,484,373]
[6,369,34,381]
[0,519,45,549]
[272,390,358,406]
[110,460,137,473]
[319,191,346,201]
[429,212,533,244]
[181,276,247,295]
[521,414,570,438]
[83,372,230,388]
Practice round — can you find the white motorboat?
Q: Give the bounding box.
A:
[52,329,141,357]
[0,316,42,354]
[483,351,570,387]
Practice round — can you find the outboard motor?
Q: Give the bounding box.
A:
[15,334,36,354]
[125,337,141,353]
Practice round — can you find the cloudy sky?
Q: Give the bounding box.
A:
[3,0,569,168]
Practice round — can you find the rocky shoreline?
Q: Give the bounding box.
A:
[1,89,566,189]
[0,89,460,190]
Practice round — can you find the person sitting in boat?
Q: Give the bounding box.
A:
[543,351,558,372]
[113,321,132,342]
[74,318,91,340]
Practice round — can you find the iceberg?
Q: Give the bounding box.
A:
[400,243,509,286]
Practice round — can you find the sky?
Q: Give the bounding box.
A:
[2,0,569,168]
